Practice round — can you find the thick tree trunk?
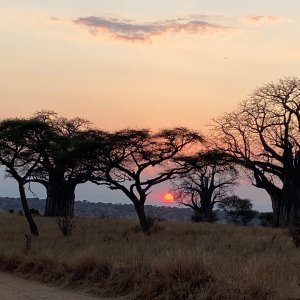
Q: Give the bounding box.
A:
[18,182,39,236]
[201,199,214,222]
[44,175,75,217]
[188,197,214,223]
[269,191,281,227]
[196,190,214,222]
[60,183,75,216]
[278,177,300,226]
[135,203,151,233]
[252,169,282,227]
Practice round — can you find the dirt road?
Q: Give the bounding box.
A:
[0,272,101,300]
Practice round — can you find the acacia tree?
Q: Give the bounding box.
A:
[30,111,106,217]
[212,77,300,226]
[0,119,52,235]
[218,196,255,225]
[172,151,237,222]
[91,127,202,233]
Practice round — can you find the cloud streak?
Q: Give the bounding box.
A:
[244,15,283,25]
[73,16,230,42]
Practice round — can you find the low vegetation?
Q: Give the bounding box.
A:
[0,213,300,299]
[288,226,300,248]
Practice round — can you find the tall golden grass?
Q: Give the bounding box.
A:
[0,213,299,299]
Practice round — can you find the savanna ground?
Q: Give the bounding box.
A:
[0,272,99,299]
[0,213,299,300]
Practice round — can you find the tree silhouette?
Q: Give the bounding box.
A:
[218,196,255,225]
[212,77,300,226]
[30,111,107,217]
[91,127,202,233]
[0,119,52,235]
[172,151,237,222]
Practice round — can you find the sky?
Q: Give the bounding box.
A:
[0,1,300,211]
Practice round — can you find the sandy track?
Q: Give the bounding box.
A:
[0,273,101,300]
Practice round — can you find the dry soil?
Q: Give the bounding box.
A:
[0,272,101,300]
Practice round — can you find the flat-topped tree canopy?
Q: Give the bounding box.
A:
[91,127,203,233]
[27,110,109,217]
[31,110,92,181]
[0,118,53,235]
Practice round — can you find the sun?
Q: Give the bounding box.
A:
[163,193,174,203]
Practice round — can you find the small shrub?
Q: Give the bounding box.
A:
[29,208,40,216]
[145,214,166,234]
[0,255,21,271]
[259,212,273,227]
[288,226,300,247]
[191,211,217,223]
[56,216,76,236]
[146,213,157,228]
[18,261,35,273]
[191,211,203,223]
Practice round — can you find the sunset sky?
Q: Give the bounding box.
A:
[1,1,300,210]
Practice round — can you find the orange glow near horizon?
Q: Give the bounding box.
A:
[163,193,174,203]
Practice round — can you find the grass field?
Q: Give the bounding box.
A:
[0,213,299,299]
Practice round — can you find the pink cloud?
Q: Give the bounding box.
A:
[72,16,231,42]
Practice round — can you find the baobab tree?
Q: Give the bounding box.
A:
[212,77,300,226]
[172,151,237,222]
[91,127,203,233]
[30,111,107,217]
[0,118,52,235]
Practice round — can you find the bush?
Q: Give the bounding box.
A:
[259,212,273,227]
[146,213,157,228]
[191,211,218,223]
[218,196,256,225]
[191,211,203,223]
[56,216,76,236]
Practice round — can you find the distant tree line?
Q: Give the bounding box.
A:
[0,77,299,234]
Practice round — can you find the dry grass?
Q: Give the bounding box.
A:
[0,213,300,299]
[288,226,300,248]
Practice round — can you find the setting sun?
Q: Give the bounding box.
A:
[163,193,174,203]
